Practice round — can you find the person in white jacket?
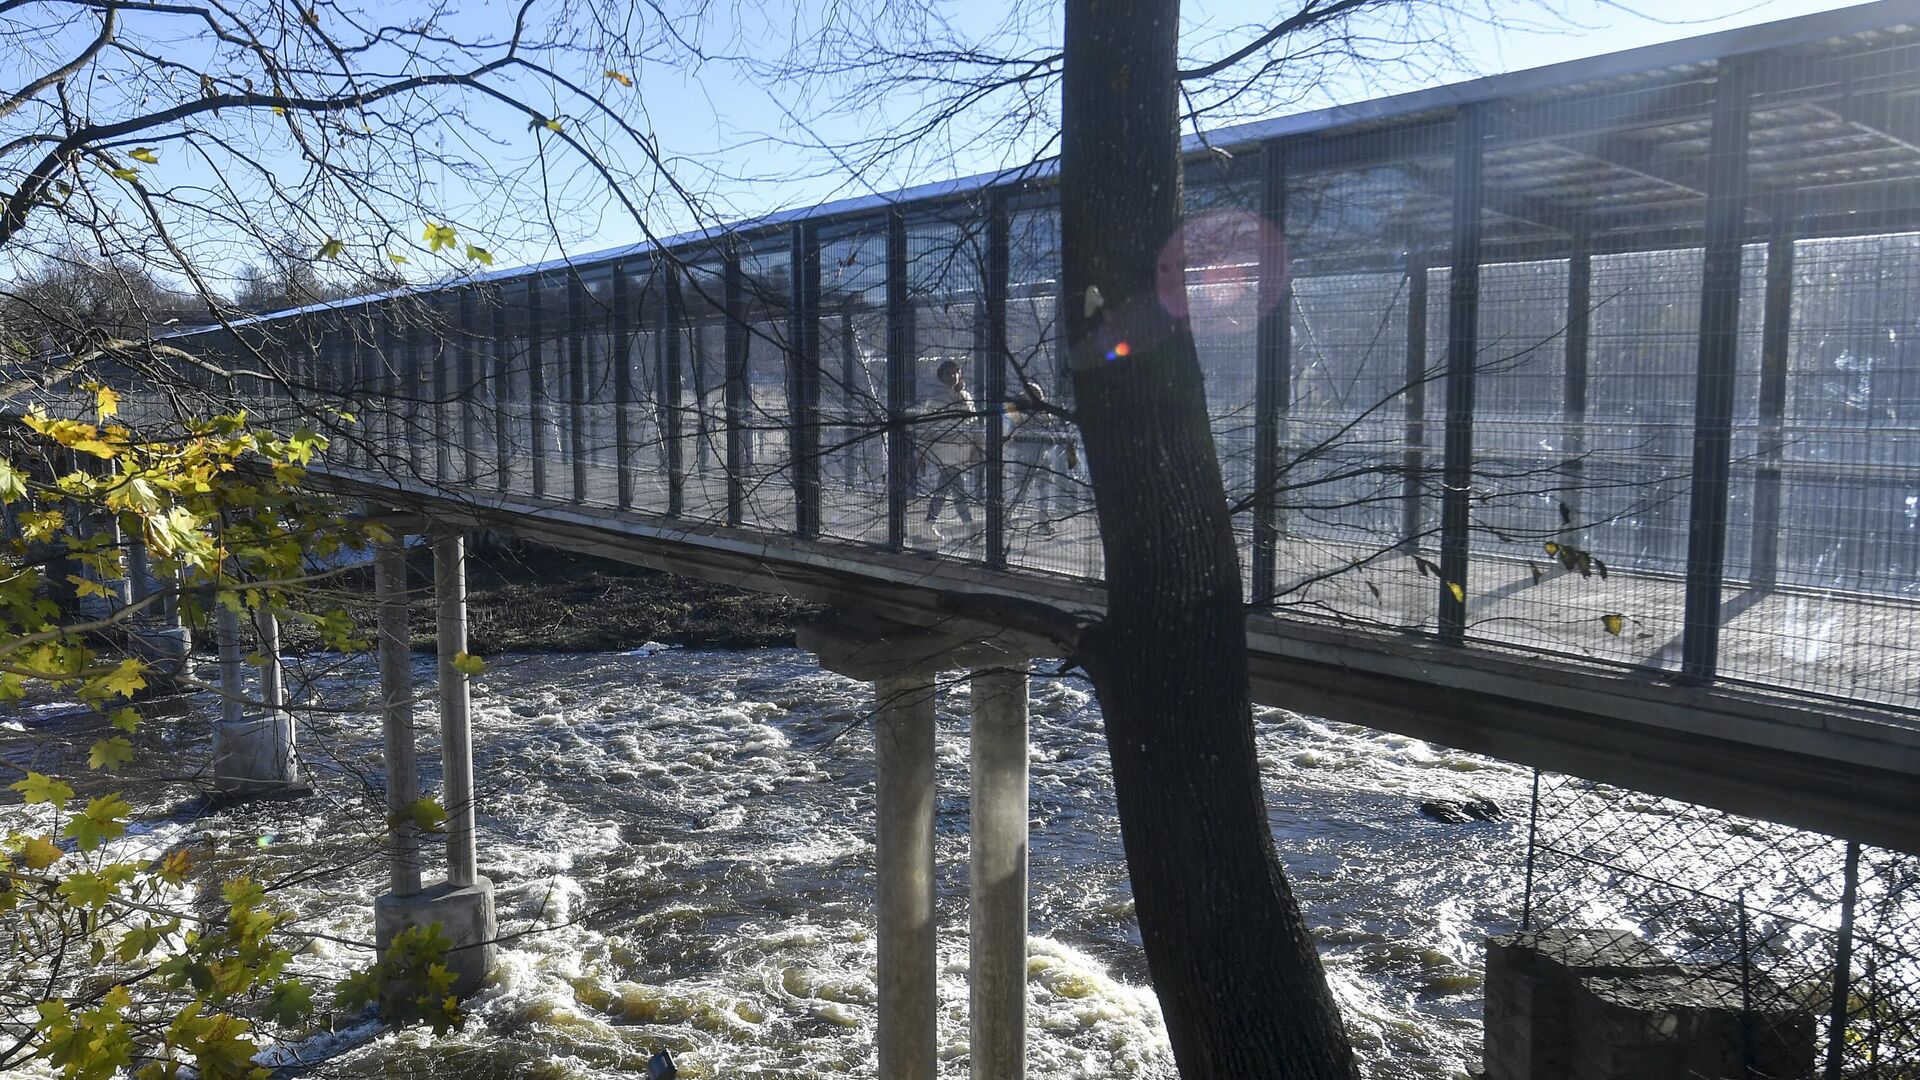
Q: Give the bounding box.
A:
[918,358,980,541]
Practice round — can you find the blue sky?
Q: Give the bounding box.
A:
[527,0,1877,263]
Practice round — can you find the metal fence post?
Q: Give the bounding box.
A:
[568,268,589,502]
[1439,103,1488,643]
[1253,142,1290,600]
[724,247,748,527]
[887,211,914,551]
[457,289,480,482]
[1681,58,1754,684]
[1401,252,1428,555]
[663,262,686,516]
[491,286,511,494]
[526,276,549,499]
[613,262,636,510]
[1824,841,1861,1080]
[791,223,823,537]
[1750,213,1795,591]
[1561,228,1592,549]
[984,193,1010,568]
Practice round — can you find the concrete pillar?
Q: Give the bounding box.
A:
[373,540,422,896]
[210,596,296,796]
[124,533,190,684]
[875,673,938,1080]
[969,664,1029,1080]
[375,533,496,998]
[434,533,479,887]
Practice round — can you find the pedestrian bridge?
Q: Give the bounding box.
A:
[56,0,1920,855]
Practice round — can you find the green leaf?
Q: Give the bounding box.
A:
[265,981,314,1026]
[451,651,485,676]
[12,771,75,806]
[398,797,446,833]
[109,707,141,733]
[99,658,148,699]
[65,792,132,849]
[130,147,160,164]
[317,238,345,260]
[422,222,457,252]
[89,736,135,773]
[464,244,494,266]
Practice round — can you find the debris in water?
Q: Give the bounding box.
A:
[648,1048,677,1079]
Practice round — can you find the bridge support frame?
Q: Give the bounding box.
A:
[210,593,298,797]
[372,530,496,997]
[798,614,1033,1080]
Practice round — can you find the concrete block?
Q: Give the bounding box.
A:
[210,715,298,797]
[1571,970,1816,1080]
[375,877,498,998]
[127,625,192,684]
[1483,929,1677,1080]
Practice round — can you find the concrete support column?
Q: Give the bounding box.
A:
[875,673,938,1080]
[124,533,190,684]
[210,595,296,796]
[374,540,421,896]
[969,664,1029,1080]
[374,533,496,998]
[434,533,478,887]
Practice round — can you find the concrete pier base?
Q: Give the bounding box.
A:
[127,624,192,684]
[210,603,298,796]
[374,877,498,997]
[875,674,938,1080]
[969,664,1029,1080]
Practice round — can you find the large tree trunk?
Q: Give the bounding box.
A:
[1057,1,1360,1076]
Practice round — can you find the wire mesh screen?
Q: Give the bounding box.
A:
[149,5,1920,722]
[902,208,985,560]
[1519,770,1920,1079]
[1003,201,1097,579]
[818,220,890,546]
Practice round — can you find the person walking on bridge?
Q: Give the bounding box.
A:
[917,358,981,544]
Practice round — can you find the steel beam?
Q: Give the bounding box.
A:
[1681,59,1755,683]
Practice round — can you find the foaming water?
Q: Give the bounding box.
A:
[7,647,1560,1079]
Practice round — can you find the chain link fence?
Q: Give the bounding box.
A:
[1515,770,1919,1078]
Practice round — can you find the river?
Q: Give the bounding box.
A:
[12,645,1553,1079]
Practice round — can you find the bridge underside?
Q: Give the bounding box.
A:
[338,475,1920,856]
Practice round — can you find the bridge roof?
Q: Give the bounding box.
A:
[190,0,1920,331]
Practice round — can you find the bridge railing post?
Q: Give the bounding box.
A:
[791,222,823,537]
[886,212,916,551]
[724,247,748,526]
[1681,57,1756,684]
[982,194,1010,569]
[614,261,637,510]
[1559,229,1591,551]
[663,262,687,517]
[434,532,479,886]
[1253,142,1291,599]
[526,276,550,499]
[1439,102,1489,643]
[1749,213,1795,592]
[568,268,590,503]
[458,289,481,484]
[1400,251,1428,556]
[489,286,512,494]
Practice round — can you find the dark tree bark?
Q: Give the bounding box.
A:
[1058,1,1359,1076]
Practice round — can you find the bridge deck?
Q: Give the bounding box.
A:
[311,455,1920,856]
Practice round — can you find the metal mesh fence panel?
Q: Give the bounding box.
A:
[1522,770,1920,1079]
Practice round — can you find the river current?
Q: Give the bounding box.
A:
[14,645,1548,1079]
